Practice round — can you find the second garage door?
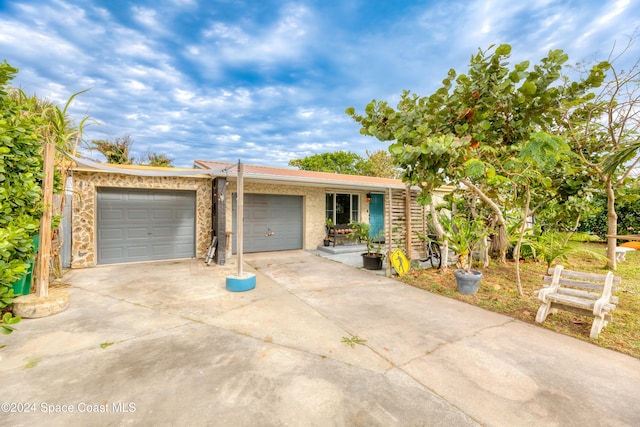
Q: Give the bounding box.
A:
[97,188,196,264]
[233,194,303,253]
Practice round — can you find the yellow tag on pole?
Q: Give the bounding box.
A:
[391,248,410,276]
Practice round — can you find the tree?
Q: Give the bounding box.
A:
[288,150,364,175]
[91,135,174,167]
[91,135,134,164]
[359,150,401,178]
[289,149,399,178]
[139,152,174,167]
[578,179,640,236]
[347,44,607,268]
[562,42,640,269]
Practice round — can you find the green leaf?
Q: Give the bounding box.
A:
[389,142,404,155]
[464,158,485,178]
[416,193,432,206]
[519,81,536,95]
[2,312,21,325]
[495,44,512,56]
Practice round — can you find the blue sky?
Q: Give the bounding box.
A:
[1,0,639,168]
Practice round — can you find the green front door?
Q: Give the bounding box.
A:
[369,193,384,241]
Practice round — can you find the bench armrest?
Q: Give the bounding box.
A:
[593,271,615,316]
[537,265,564,303]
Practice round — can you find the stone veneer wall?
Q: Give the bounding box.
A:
[71,170,212,268]
[225,181,371,250]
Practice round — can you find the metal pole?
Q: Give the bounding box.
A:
[237,160,244,277]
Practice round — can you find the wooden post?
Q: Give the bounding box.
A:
[405,184,412,259]
[236,160,244,278]
[36,142,55,298]
[386,187,393,276]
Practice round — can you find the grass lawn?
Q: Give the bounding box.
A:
[401,242,640,359]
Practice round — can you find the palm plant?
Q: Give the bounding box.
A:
[535,231,607,268]
[440,214,488,273]
[348,221,383,256]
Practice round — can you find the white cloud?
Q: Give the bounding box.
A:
[151,124,172,133]
[132,6,160,29]
[577,0,632,46]
[0,20,80,60]
[198,3,314,65]
[297,109,315,119]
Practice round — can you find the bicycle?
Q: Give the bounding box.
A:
[417,233,442,269]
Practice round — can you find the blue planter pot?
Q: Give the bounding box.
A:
[226,273,256,292]
[454,269,482,294]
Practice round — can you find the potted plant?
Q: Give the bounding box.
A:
[324,218,334,246]
[440,213,487,294]
[348,221,384,270]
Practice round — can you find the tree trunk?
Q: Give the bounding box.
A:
[429,201,445,239]
[429,201,448,269]
[606,181,617,270]
[513,184,531,296]
[460,178,508,263]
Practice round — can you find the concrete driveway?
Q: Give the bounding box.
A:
[2,250,639,426]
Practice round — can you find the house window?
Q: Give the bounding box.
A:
[326,193,359,225]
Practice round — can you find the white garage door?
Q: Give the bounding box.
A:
[97,188,196,264]
[233,194,303,253]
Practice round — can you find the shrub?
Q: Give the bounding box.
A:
[0,61,43,307]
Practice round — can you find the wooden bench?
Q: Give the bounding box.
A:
[535,265,620,338]
[327,224,355,247]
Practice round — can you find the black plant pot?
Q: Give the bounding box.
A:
[454,269,482,294]
[362,253,384,270]
[323,239,330,247]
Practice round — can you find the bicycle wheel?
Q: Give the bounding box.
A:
[429,242,441,269]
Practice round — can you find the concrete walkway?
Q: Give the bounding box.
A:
[2,250,639,426]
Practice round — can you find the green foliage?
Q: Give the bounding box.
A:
[289,150,399,178]
[341,335,367,348]
[359,150,401,178]
[578,179,640,237]
[560,46,637,266]
[0,285,16,308]
[91,135,134,164]
[348,220,383,255]
[0,61,43,303]
[289,150,364,175]
[139,152,174,167]
[1,312,21,335]
[535,232,607,268]
[348,45,609,263]
[506,221,538,260]
[440,214,488,272]
[92,135,174,168]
